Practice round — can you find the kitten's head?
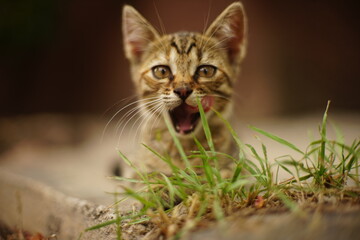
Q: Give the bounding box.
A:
[122,2,247,135]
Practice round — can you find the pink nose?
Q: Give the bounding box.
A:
[173,87,193,100]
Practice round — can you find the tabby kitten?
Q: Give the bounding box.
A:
[122,2,247,177]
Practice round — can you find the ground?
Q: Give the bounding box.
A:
[0,113,359,239]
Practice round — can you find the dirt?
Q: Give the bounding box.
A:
[2,202,359,240]
[118,189,360,240]
[116,204,360,240]
[189,206,360,240]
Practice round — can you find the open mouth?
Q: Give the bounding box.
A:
[169,96,214,134]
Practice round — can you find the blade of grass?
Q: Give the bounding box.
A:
[164,116,192,169]
[160,173,176,207]
[275,160,296,179]
[114,192,122,240]
[197,98,223,182]
[276,191,299,212]
[319,100,331,170]
[196,98,215,153]
[122,187,157,208]
[250,126,304,155]
[194,136,215,187]
[86,211,146,232]
[231,162,244,183]
[110,176,151,184]
[86,219,118,231]
[227,179,249,191]
[118,151,146,181]
[212,197,224,220]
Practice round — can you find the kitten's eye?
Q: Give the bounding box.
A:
[196,65,216,78]
[152,65,172,79]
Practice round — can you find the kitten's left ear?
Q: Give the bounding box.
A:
[122,5,160,63]
[205,2,247,66]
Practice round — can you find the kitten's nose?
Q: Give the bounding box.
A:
[173,87,193,101]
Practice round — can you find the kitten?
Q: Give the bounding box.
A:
[122,2,247,177]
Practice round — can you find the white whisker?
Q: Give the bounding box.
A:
[153,1,166,36]
[114,98,163,136]
[148,104,167,136]
[134,102,164,141]
[199,0,213,50]
[208,93,231,102]
[116,98,163,146]
[101,95,136,119]
[131,101,162,139]
[102,96,160,142]
[205,36,232,53]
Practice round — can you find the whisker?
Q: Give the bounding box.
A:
[153,1,166,35]
[204,36,232,54]
[130,34,165,53]
[102,96,160,142]
[148,104,167,136]
[102,97,154,142]
[100,95,137,142]
[116,99,163,146]
[134,102,164,141]
[116,100,162,131]
[151,0,169,55]
[201,13,229,52]
[131,101,162,138]
[101,94,137,119]
[117,109,142,146]
[119,101,161,146]
[208,93,231,102]
[199,0,213,50]
[114,98,163,136]
[150,103,166,126]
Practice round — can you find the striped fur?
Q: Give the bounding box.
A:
[122,2,247,176]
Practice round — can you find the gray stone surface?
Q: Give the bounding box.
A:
[189,208,360,240]
[0,169,116,239]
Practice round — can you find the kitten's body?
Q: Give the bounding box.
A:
[122,2,247,176]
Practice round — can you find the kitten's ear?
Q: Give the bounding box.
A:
[122,5,160,63]
[205,2,247,66]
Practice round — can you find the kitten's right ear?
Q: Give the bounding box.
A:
[122,5,160,63]
[205,2,247,67]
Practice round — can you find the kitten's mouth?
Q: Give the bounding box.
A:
[169,96,214,135]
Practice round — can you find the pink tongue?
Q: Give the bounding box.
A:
[184,96,214,113]
[177,96,214,133]
[201,96,214,112]
[178,115,193,133]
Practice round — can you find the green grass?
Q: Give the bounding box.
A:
[85,100,360,238]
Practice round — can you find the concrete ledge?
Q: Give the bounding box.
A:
[0,169,116,239]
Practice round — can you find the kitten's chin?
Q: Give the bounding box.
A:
[168,96,214,135]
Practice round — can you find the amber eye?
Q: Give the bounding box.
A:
[152,65,172,79]
[196,65,216,78]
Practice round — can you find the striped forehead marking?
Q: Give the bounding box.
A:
[170,33,197,55]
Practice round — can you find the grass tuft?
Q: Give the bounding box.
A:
[85,101,360,239]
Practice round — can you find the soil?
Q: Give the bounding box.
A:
[118,189,360,240]
[189,205,360,240]
[2,202,359,240]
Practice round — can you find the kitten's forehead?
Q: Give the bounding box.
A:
[144,32,223,70]
[142,32,196,72]
[169,32,197,55]
[168,32,200,74]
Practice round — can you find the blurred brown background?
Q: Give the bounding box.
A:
[1,0,359,117]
